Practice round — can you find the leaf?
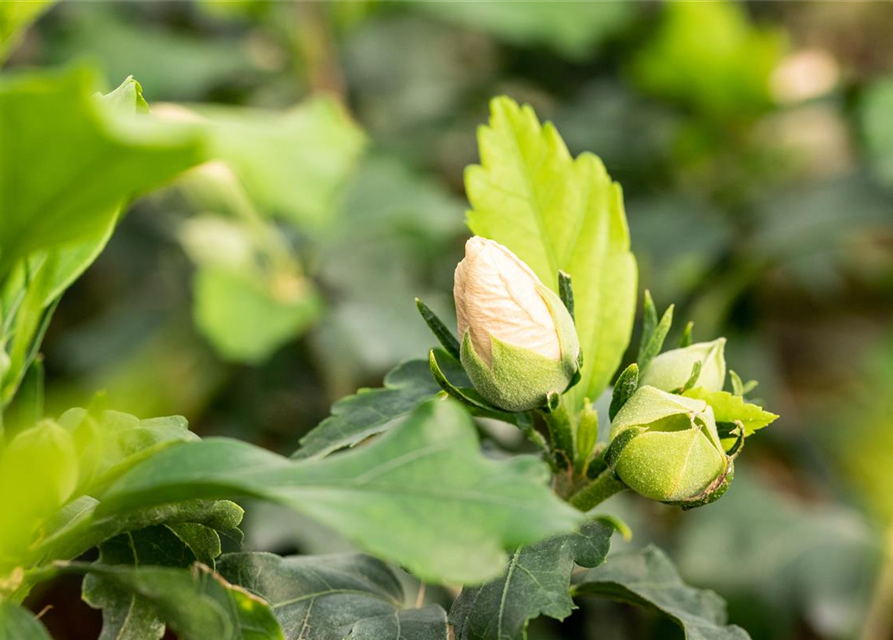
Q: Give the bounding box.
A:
[83,525,223,640]
[0,66,204,275]
[636,291,674,373]
[66,561,284,640]
[0,600,51,640]
[98,398,582,584]
[193,265,322,364]
[466,97,637,409]
[682,388,778,437]
[419,1,636,60]
[449,520,613,640]
[219,552,404,640]
[293,352,468,460]
[200,96,366,228]
[574,545,750,640]
[348,607,450,640]
[0,0,53,63]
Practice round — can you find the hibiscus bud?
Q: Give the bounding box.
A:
[454,237,581,412]
[608,386,728,502]
[640,338,727,393]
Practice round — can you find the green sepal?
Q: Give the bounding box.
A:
[428,349,519,425]
[678,360,702,394]
[558,270,574,322]
[416,297,461,360]
[574,400,599,473]
[678,321,693,348]
[639,338,727,394]
[729,370,758,397]
[603,426,646,470]
[609,363,639,421]
[636,291,673,373]
[665,463,735,511]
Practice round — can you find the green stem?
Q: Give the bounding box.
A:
[539,403,575,470]
[569,470,627,512]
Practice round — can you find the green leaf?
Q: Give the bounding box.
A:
[0,66,204,276]
[574,545,750,640]
[609,363,639,421]
[99,398,582,584]
[682,388,778,437]
[449,521,613,640]
[83,525,225,640]
[419,1,636,60]
[219,552,404,640]
[0,0,53,64]
[0,601,51,640]
[293,353,467,460]
[636,292,674,373]
[193,265,322,364]
[348,607,450,640]
[466,97,637,409]
[200,96,366,227]
[66,561,284,640]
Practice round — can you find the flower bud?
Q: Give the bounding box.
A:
[640,338,727,393]
[608,386,728,502]
[454,237,580,412]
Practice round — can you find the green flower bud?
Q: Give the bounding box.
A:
[608,386,728,502]
[640,338,727,392]
[454,237,581,412]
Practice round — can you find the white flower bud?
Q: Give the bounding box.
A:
[453,237,580,412]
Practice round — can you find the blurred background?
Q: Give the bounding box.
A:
[7,1,893,638]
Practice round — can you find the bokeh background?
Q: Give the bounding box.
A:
[8,1,893,638]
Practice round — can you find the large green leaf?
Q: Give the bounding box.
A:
[199,96,366,228]
[0,601,51,640]
[449,520,613,640]
[0,66,204,275]
[574,545,749,640]
[98,398,582,583]
[65,561,284,640]
[219,552,449,640]
[465,97,637,408]
[293,353,468,460]
[419,1,636,60]
[0,0,53,63]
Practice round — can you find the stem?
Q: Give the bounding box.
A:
[861,525,893,640]
[568,470,627,512]
[539,403,575,470]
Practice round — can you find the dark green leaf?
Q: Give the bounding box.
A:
[348,606,450,640]
[449,521,613,640]
[293,353,468,460]
[99,398,582,584]
[574,545,750,640]
[0,600,51,640]
[219,552,403,640]
[66,561,284,640]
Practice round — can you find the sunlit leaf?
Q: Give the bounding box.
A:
[466,96,637,407]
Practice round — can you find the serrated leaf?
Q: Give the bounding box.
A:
[99,398,582,584]
[219,552,404,640]
[293,352,469,460]
[682,388,778,437]
[466,97,637,409]
[67,562,284,640]
[83,525,220,640]
[449,520,613,640]
[0,66,204,276]
[0,600,51,640]
[574,545,750,640]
